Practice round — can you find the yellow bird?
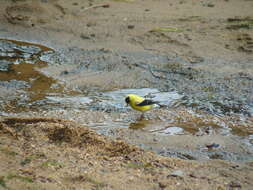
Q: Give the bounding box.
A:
[125,94,159,112]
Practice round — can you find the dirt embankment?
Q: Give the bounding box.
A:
[0,117,253,190]
[0,0,253,189]
[0,0,253,58]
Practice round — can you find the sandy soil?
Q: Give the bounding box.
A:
[0,0,253,59]
[1,117,253,190]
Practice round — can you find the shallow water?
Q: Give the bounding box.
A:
[0,38,252,162]
[0,39,83,112]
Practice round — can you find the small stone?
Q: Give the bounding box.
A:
[158,182,167,189]
[188,56,204,64]
[206,143,220,149]
[153,137,158,142]
[169,170,184,177]
[86,21,96,27]
[80,34,91,40]
[102,4,110,8]
[207,3,215,7]
[129,176,134,181]
[231,165,239,169]
[128,25,135,29]
[189,173,197,178]
[229,181,241,188]
[60,70,69,75]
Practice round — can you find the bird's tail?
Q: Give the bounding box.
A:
[156,102,167,108]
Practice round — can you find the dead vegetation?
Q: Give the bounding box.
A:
[0,117,253,190]
[0,117,138,157]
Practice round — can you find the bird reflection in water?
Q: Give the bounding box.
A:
[129,120,151,130]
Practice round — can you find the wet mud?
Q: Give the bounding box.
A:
[0,0,253,189]
[0,38,253,163]
[0,39,80,113]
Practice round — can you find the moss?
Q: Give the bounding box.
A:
[178,16,202,22]
[164,62,182,71]
[0,147,18,157]
[202,86,215,92]
[7,173,33,183]
[71,175,106,190]
[90,181,105,189]
[150,27,183,33]
[0,176,7,188]
[126,162,153,169]
[226,17,253,30]
[87,177,106,190]
[41,159,63,168]
[20,158,32,166]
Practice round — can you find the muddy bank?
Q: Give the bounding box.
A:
[1,117,253,190]
[0,0,253,189]
[0,38,252,115]
[41,47,253,115]
[0,0,252,115]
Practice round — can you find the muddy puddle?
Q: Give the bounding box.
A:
[0,39,80,112]
[0,39,252,162]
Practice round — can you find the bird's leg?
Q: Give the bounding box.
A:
[136,112,145,121]
[139,112,145,120]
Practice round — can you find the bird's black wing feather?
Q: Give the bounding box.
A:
[136,99,158,106]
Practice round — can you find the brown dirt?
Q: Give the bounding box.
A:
[1,0,253,189]
[0,117,253,190]
[0,0,253,60]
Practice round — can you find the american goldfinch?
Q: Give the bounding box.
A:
[125,94,159,112]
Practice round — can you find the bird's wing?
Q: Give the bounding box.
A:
[136,99,158,106]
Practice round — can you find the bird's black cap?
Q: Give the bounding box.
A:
[125,96,130,104]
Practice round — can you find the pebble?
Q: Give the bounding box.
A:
[229,181,241,188]
[128,25,135,29]
[207,3,215,7]
[158,181,167,189]
[169,170,184,177]
[206,143,220,149]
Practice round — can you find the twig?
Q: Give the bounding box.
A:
[83,3,110,11]
[148,65,167,79]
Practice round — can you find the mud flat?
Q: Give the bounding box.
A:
[0,38,252,163]
[0,0,253,189]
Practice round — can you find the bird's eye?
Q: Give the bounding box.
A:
[125,97,130,104]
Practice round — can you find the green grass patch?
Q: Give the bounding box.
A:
[20,152,46,166]
[226,18,253,30]
[20,157,32,166]
[112,0,134,2]
[0,176,7,188]
[7,173,33,183]
[202,86,215,92]
[150,27,183,33]
[164,62,182,70]
[86,177,106,190]
[178,16,202,22]
[0,147,18,157]
[126,162,153,169]
[41,159,63,168]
